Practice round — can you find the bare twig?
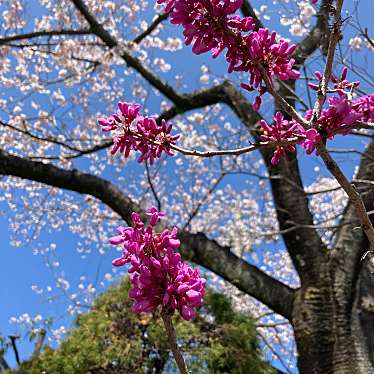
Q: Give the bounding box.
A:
[9,336,20,366]
[170,136,305,158]
[257,64,308,126]
[160,309,189,374]
[133,13,169,44]
[145,161,162,211]
[316,143,374,246]
[311,0,344,120]
[31,329,47,360]
[0,29,92,45]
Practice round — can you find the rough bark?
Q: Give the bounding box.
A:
[291,140,374,373]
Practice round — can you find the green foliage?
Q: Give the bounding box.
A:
[10,279,276,374]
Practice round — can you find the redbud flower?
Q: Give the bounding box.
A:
[98,102,180,164]
[307,67,360,94]
[109,208,206,320]
[260,112,304,165]
[158,0,299,112]
[239,29,300,90]
[352,94,374,123]
[305,94,361,138]
[302,128,321,155]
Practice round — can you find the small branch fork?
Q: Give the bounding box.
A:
[160,309,189,374]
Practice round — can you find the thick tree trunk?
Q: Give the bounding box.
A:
[293,260,374,373]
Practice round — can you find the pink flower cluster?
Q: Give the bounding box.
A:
[305,95,361,136]
[259,66,374,164]
[157,0,299,110]
[352,94,374,123]
[110,208,206,320]
[98,102,180,164]
[307,67,360,95]
[240,28,300,110]
[261,92,373,164]
[260,112,303,165]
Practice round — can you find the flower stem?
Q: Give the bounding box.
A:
[161,308,189,374]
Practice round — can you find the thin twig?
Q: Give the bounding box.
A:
[311,0,344,120]
[170,136,305,158]
[160,309,189,374]
[306,0,374,247]
[317,143,374,246]
[145,161,162,211]
[133,13,168,44]
[9,336,20,366]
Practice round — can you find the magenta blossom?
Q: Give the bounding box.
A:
[98,101,180,164]
[302,128,321,155]
[239,29,300,90]
[352,94,374,123]
[167,0,254,57]
[305,94,361,138]
[307,67,359,95]
[158,0,298,111]
[109,209,206,320]
[260,112,304,165]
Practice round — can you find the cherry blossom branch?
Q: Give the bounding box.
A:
[70,0,182,104]
[361,27,374,50]
[0,29,92,45]
[293,0,330,65]
[160,309,189,374]
[133,13,169,44]
[183,172,225,230]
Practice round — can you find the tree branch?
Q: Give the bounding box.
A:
[293,0,331,65]
[0,149,139,225]
[0,354,10,371]
[0,29,92,45]
[179,231,295,320]
[70,0,182,104]
[9,336,20,366]
[133,13,169,44]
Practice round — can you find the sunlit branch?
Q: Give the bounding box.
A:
[169,136,306,159]
[0,29,92,45]
[317,143,374,247]
[311,0,344,120]
[133,13,169,44]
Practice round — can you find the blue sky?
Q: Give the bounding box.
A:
[0,0,373,372]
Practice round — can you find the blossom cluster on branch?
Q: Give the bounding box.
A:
[260,68,374,164]
[157,0,300,110]
[154,0,373,165]
[109,208,206,320]
[98,102,179,164]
